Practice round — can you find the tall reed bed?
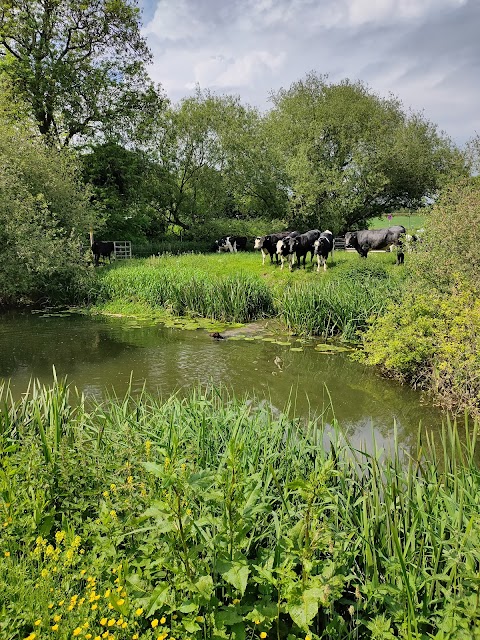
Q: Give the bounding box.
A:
[1,380,479,639]
[97,261,274,322]
[94,256,403,340]
[276,267,401,340]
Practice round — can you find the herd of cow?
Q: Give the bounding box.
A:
[216,224,408,271]
[92,224,410,268]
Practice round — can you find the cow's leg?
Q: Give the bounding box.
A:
[397,251,404,265]
[233,241,237,253]
[261,249,267,265]
[323,255,327,271]
[359,245,369,258]
[316,254,320,273]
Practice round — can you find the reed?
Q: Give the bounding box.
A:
[95,253,403,338]
[1,380,479,639]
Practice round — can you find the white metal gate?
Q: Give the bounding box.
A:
[113,241,132,259]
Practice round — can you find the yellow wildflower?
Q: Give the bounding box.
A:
[34,620,41,626]
[104,589,111,598]
[110,484,116,491]
[121,623,127,629]
[135,608,143,616]
[103,491,109,498]
[107,618,116,627]
[109,510,117,519]
[151,619,159,628]
[91,604,98,611]
[55,531,66,544]
[4,551,10,557]
[127,476,133,484]
[305,636,312,640]
[86,635,92,639]
[51,624,59,631]
[73,628,82,636]
[100,618,108,626]
[117,599,125,606]
[260,634,267,639]
[48,603,54,609]
[54,615,62,622]
[160,617,166,624]
[195,616,204,622]
[233,598,240,605]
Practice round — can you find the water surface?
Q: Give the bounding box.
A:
[0,310,443,451]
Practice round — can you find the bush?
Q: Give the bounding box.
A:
[358,287,480,415]
[0,110,99,305]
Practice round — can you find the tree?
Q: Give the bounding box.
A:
[0,87,100,304]
[0,0,160,146]
[143,89,289,233]
[266,72,466,233]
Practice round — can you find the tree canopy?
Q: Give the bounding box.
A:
[266,72,467,233]
[0,0,161,146]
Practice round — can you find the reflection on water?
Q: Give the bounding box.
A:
[0,310,444,450]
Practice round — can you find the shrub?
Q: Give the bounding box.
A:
[358,287,480,415]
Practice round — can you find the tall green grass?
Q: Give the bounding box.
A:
[97,261,274,322]
[1,380,479,639]
[94,254,404,339]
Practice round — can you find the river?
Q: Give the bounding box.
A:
[0,309,443,451]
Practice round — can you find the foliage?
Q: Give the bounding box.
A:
[412,176,480,293]
[358,287,480,416]
[96,258,275,323]
[2,380,480,639]
[0,0,162,146]
[278,262,404,340]
[139,89,289,232]
[91,252,405,338]
[0,95,100,305]
[266,72,466,234]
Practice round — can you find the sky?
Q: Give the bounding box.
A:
[139,0,480,147]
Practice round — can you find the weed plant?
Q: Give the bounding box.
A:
[1,379,480,639]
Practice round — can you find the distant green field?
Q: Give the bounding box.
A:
[369,213,425,232]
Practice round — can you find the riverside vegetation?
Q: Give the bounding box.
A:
[1,379,480,640]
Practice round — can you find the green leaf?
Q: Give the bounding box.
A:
[195,575,214,600]
[215,607,244,626]
[287,587,325,630]
[145,582,170,617]
[216,559,250,596]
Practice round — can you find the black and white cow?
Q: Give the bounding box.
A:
[290,229,321,270]
[215,236,248,253]
[313,230,334,272]
[275,231,300,270]
[345,225,406,265]
[254,232,292,265]
[91,240,114,266]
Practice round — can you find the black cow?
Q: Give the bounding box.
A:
[254,232,292,265]
[215,236,248,253]
[276,232,300,270]
[313,230,334,272]
[290,229,321,270]
[91,240,114,266]
[345,225,406,265]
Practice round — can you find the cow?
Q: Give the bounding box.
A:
[276,231,300,270]
[289,229,321,270]
[215,236,248,253]
[345,225,406,265]
[91,240,114,266]
[313,230,334,272]
[254,232,292,265]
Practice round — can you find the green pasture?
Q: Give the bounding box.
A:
[369,213,426,232]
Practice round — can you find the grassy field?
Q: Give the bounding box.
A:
[369,213,426,232]
[1,381,479,640]
[93,251,407,340]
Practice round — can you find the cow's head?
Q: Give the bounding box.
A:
[276,239,288,255]
[345,232,357,248]
[254,236,264,250]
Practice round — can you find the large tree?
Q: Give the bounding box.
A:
[0,0,160,146]
[266,72,467,233]
[143,89,289,232]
